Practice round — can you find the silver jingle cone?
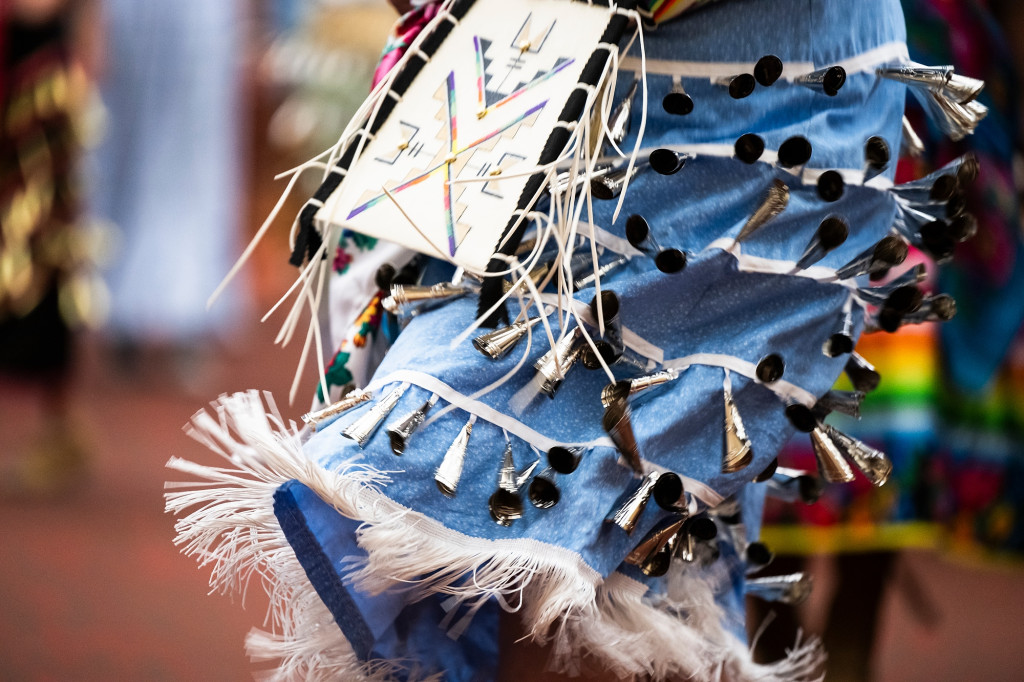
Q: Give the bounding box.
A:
[574,255,629,290]
[600,367,680,408]
[473,317,543,360]
[533,327,583,398]
[824,424,892,486]
[341,384,408,447]
[794,65,846,96]
[607,471,660,535]
[943,72,985,105]
[834,232,909,280]
[497,437,518,493]
[435,416,474,497]
[625,515,688,567]
[822,306,855,358]
[602,397,645,475]
[606,78,639,149]
[527,468,561,509]
[901,116,926,158]
[815,389,866,419]
[878,63,952,90]
[795,216,849,271]
[386,394,438,455]
[490,436,524,526]
[662,78,694,116]
[844,352,881,393]
[736,179,789,243]
[810,425,855,483]
[913,88,987,142]
[863,136,892,182]
[591,164,644,200]
[382,282,476,316]
[587,291,624,365]
[302,389,372,430]
[901,293,957,325]
[746,573,814,605]
[722,374,753,473]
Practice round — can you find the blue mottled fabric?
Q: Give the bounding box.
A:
[275,0,908,678]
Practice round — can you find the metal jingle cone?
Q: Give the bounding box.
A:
[653,471,687,511]
[810,425,856,483]
[844,352,881,393]
[785,403,819,433]
[662,76,694,116]
[591,164,644,200]
[383,282,476,316]
[777,136,813,170]
[795,65,846,96]
[943,72,985,105]
[386,393,438,455]
[602,397,645,475]
[825,424,892,486]
[655,249,688,274]
[674,516,719,563]
[473,316,543,360]
[855,263,927,306]
[816,170,845,202]
[607,78,639,149]
[302,389,373,430]
[502,262,551,295]
[587,290,624,365]
[607,471,660,535]
[745,541,775,570]
[489,436,525,525]
[815,389,867,419]
[877,63,953,90]
[754,54,784,87]
[755,354,785,384]
[864,136,891,181]
[574,255,629,290]
[722,373,753,473]
[736,179,789,242]
[489,487,523,527]
[901,293,957,325]
[649,148,689,175]
[600,367,681,408]
[497,435,518,493]
[735,133,766,164]
[795,216,849,271]
[625,515,688,567]
[435,415,475,497]
[714,73,756,99]
[626,214,661,255]
[834,233,909,280]
[765,467,824,504]
[915,88,984,142]
[901,116,926,159]
[534,327,583,398]
[548,445,584,475]
[528,467,561,509]
[341,383,408,447]
[745,572,814,605]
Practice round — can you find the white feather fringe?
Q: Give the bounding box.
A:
[167,391,824,681]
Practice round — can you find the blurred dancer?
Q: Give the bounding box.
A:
[1,0,99,495]
[91,0,248,378]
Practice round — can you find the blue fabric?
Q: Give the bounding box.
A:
[275,480,499,681]
[279,0,909,673]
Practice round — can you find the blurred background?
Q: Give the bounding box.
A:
[1,0,1023,680]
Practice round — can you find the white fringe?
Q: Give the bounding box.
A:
[167,391,823,681]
